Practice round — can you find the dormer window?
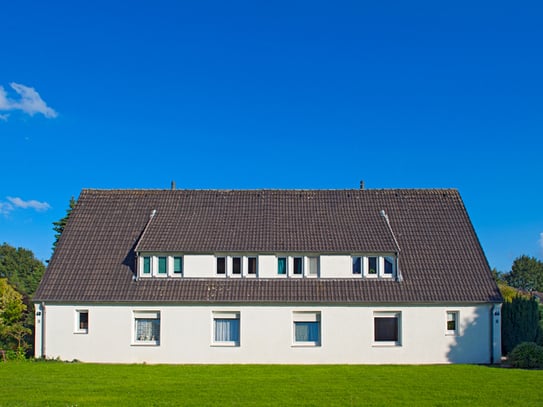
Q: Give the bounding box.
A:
[158,257,167,275]
[143,256,151,275]
[352,255,396,279]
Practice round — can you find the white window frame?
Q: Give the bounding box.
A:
[141,255,152,277]
[133,311,161,346]
[74,309,89,334]
[247,256,258,277]
[212,311,240,347]
[292,311,321,347]
[216,256,227,276]
[373,311,401,346]
[446,311,459,336]
[172,256,183,277]
[277,256,288,277]
[307,256,319,277]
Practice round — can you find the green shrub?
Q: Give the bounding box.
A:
[508,342,543,369]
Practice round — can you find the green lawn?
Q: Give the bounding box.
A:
[0,362,541,406]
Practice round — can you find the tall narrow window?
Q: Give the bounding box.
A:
[217,257,226,275]
[308,257,318,276]
[278,257,287,275]
[248,257,257,275]
[232,257,242,275]
[447,311,459,335]
[293,312,321,346]
[368,257,378,275]
[374,312,401,345]
[213,312,240,346]
[134,311,160,345]
[76,310,88,333]
[384,257,394,275]
[352,257,361,274]
[158,256,167,274]
[293,257,303,275]
[143,256,151,275]
[173,256,183,275]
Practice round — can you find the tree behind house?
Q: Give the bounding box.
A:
[52,196,76,252]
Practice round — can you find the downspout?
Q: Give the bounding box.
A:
[490,303,502,364]
[41,302,46,359]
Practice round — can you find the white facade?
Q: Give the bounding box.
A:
[35,303,501,364]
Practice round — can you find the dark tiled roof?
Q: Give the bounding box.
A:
[34,189,502,304]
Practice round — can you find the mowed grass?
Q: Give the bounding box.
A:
[0,362,542,406]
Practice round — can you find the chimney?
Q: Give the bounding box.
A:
[360,180,365,190]
[171,180,176,190]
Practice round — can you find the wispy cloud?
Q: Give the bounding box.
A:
[0,82,58,119]
[539,232,543,254]
[0,197,51,216]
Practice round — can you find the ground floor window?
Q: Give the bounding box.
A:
[374,312,401,345]
[293,312,321,346]
[446,311,459,335]
[134,311,160,345]
[213,312,240,346]
[75,310,88,333]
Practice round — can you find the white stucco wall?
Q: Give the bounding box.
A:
[35,303,498,364]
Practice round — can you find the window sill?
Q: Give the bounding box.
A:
[292,343,320,347]
[74,330,88,335]
[372,342,401,347]
[211,342,240,347]
[132,342,160,346]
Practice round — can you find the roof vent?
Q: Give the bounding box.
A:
[360,180,365,190]
[171,180,176,190]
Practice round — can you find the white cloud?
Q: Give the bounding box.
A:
[0,113,9,121]
[0,202,14,216]
[7,196,51,211]
[0,82,58,119]
[0,197,51,215]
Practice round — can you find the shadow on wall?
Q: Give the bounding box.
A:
[446,307,492,364]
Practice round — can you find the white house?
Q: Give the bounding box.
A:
[34,188,502,364]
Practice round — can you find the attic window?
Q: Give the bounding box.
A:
[143,256,151,275]
[173,257,183,274]
[217,257,226,275]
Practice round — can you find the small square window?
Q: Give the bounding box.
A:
[374,312,401,345]
[173,256,183,274]
[158,257,167,274]
[293,312,321,346]
[134,311,160,345]
[217,257,226,275]
[447,311,459,335]
[293,257,303,275]
[248,257,257,275]
[278,257,287,275]
[233,257,242,275]
[213,312,240,346]
[76,310,88,333]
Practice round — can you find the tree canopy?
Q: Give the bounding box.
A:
[504,255,543,292]
[0,243,45,298]
[0,278,31,351]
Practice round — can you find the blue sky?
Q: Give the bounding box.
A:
[1,1,542,272]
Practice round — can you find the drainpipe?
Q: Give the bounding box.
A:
[490,304,502,364]
[41,302,46,359]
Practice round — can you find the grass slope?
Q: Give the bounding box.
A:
[0,363,541,406]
